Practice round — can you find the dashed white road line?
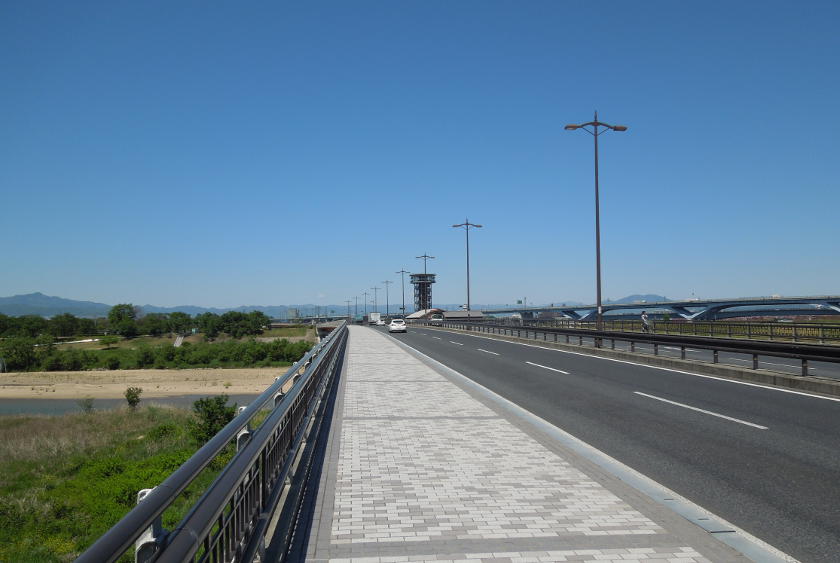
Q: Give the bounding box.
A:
[450,341,464,346]
[525,361,569,375]
[477,348,499,355]
[433,336,441,340]
[634,392,768,430]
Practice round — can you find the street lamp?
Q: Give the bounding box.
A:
[396,269,409,315]
[371,286,380,313]
[363,291,369,316]
[565,111,628,334]
[382,280,392,317]
[452,219,482,316]
[345,299,351,321]
[416,253,435,274]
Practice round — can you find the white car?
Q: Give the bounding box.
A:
[376,319,386,326]
[388,318,407,333]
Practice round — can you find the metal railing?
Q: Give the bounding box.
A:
[77,321,348,563]
[427,321,840,377]
[484,317,840,345]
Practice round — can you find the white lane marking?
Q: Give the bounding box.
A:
[525,361,569,375]
[477,348,499,355]
[433,336,441,340]
[450,341,464,346]
[443,330,840,403]
[634,392,768,430]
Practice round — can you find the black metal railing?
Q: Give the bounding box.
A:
[425,321,840,377]
[475,317,840,345]
[77,322,348,563]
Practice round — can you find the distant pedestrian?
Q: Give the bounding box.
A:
[641,311,651,333]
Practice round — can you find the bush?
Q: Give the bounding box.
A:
[188,395,236,446]
[124,387,142,410]
[105,356,120,370]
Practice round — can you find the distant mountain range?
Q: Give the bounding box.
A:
[0,292,671,318]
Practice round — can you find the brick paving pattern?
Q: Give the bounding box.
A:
[303,326,748,562]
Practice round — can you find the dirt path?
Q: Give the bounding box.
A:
[0,368,288,400]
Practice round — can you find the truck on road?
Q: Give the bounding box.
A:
[368,312,381,325]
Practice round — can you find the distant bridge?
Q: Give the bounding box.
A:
[481,295,840,321]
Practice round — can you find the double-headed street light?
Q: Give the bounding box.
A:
[452,219,482,316]
[565,112,628,333]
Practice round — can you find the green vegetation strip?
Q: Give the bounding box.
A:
[0,399,253,562]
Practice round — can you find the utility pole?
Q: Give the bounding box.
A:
[371,286,380,313]
[363,291,369,316]
[345,299,351,321]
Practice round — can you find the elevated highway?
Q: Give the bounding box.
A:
[483,295,840,321]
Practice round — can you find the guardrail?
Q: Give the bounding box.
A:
[427,321,840,376]
[77,321,348,563]
[488,317,840,345]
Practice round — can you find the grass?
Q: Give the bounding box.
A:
[259,326,314,339]
[0,405,235,562]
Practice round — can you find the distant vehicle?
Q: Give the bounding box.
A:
[389,318,407,333]
[376,319,386,326]
[368,312,381,325]
[429,313,443,326]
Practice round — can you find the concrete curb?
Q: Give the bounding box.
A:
[428,326,840,398]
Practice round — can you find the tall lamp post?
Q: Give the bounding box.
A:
[396,269,409,315]
[354,296,358,317]
[363,291,369,316]
[382,280,392,317]
[416,253,435,274]
[565,112,628,333]
[452,219,482,317]
[345,300,351,321]
[371,286,380,313]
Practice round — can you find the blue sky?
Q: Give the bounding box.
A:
[2,1,838,308]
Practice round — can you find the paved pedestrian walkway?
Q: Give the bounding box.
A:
[301,326,766,562]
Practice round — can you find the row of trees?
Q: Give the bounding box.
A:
[0,306,272,339]
[0,337,312,372]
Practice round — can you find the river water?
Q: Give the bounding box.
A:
[0,394,261,416]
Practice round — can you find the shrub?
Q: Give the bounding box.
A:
[188,395,236,446]
[105,356,120,370]
[124,387,143,410]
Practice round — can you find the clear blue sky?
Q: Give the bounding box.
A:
[2,1,838,308]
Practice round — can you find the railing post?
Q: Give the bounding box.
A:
[681,346,686,360]
[801,358,809,377]
[820,326,825,344]
[578,335,583,345]
[135,488,163,563]
[752,354,758,369]
[611,338,615,350]
[654,343,658,356]
[630,341,635,352]
[793,325,798,342]
[565,334,570,344]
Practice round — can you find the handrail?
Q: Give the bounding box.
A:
[76,322,347,563]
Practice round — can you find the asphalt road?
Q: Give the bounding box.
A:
[375,325,840,563]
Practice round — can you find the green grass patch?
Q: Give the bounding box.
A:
[0,405,242,562]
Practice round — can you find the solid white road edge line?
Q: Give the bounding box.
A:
[634,392,769,430]
[477,348,499,355]
[525,361,569,374]
[434,328,840,403]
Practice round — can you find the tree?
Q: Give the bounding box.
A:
[100,335,120,349]
[17,315,49,338]
[188,395,237,445]
[168,312,192,335]
[49,313,79,337]
[138,313,168,337]
[0,338,36,371]
[109,304,138,338]
[196,312,221,339]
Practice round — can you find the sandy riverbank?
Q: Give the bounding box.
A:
[0,368,288,400]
